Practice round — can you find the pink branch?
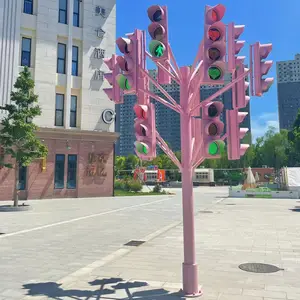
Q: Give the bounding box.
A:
[139,88,180,113]
[192,137,203,166]
[156,60,180,85]
[156,131,182,170]
[189,61,203,88]
[187,63,204,111]
[145,51,180,83]
[221,134,227,141]
[192,156,205,170]
[191,40,204,72]
[140,68,182,111]
[168,44,181,79]
[190,69,251,115]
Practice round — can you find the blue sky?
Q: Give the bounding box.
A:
[116,0,300,141]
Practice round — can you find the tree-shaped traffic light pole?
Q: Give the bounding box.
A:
[103,3,273,297]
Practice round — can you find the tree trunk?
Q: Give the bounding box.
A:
[14,164,19,207]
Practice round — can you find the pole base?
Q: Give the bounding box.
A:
[179,289,203,298]
[182,262,202,296]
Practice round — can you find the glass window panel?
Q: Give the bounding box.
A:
[58,44,66,59]
[56,94,64,110]
[24,0,33,14]
[59,0,67,10]
[67,155,77,189]
[74,0,79,13]
[59,10,67,24]
[72,46,78,60]
[22,38,31,52]
[71,62,78,76]
[70,112,76,127]
[73,13,79,27]
[55,111,63,126]
[54,154,65,189]
[18,164,27,190]
[71,96,77,111]
[21,52,30,67]
[57,59,65,74]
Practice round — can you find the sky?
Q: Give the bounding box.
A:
[116,0,300,141]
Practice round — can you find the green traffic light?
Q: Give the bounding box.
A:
[208,66,222,80]
[116,74,131,90]
[149,40,165,58]
[208,140,225,156]
[136,142,148,155]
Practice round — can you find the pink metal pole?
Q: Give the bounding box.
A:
[180,66,202,296]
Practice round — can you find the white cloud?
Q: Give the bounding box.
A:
[251,112,279,142]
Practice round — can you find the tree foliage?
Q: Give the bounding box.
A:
[0,67,48,205]
[115,117,300,174]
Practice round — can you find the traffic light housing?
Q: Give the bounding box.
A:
[226,109,249,160]
[235,56,250,109]
[115,29,143,94]
[202,101,225,159]
[134,103,156,160]
[252,42,274,96]
[147,5,171,84]
[203,4,226,84]
[103,55,123,104]
[228,22,245,72]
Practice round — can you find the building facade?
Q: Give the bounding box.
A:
[277,54,300,130]
[116,70,251,156]
[0,0,118,200]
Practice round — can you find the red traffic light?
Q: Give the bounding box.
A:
[205,4,225,24]
[208,28,221,41]
[147,5,165,22]
[134,104,148,119]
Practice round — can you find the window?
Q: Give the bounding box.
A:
[70,95,77,127]
[18,164,27,190]
[55,94,64,126]
[57,43,66,74]
[67,155,77,189]
[73,0,80,27]
[72,46,78,76]
[24,0,33,14]
[59,0,68,24]
[54,154,65,189]
[21,38,31,67]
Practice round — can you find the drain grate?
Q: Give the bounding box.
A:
[0,233,5,235]
[124,240,145,247]
[199,211,213,214]
[226,204,236,206]
[239,263,284,273]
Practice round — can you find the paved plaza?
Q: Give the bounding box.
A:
[0,186,300,299]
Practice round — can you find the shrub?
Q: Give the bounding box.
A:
[153,184,162,193]
[114,180,125,190]
[128,179,143,192]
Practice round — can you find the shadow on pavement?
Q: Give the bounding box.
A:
[23,277,185,299]
[290,206,300,212]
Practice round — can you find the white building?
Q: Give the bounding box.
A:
[0,0,119,200]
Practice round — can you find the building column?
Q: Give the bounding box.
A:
[65,0,74,129]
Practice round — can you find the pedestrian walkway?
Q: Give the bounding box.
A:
[21,198,300,300]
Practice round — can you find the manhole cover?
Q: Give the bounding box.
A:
[239,263,284,273]
[199,211,213,213]
[124,240,145,247]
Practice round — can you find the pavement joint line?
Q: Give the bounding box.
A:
[56,196,227,288]
[0,197,172,239]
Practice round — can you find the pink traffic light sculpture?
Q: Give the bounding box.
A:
[103,3,273,297]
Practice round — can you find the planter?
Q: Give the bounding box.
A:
[0,204,31,212]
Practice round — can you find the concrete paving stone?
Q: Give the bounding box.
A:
[242,288,287,298]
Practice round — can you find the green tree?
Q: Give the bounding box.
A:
[288,109,300,166]
[0,67,48,206]
[124,154,139,170]
[115,156,126,176]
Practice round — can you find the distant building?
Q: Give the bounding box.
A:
[116,70,252,156]
[277,54,300,130]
